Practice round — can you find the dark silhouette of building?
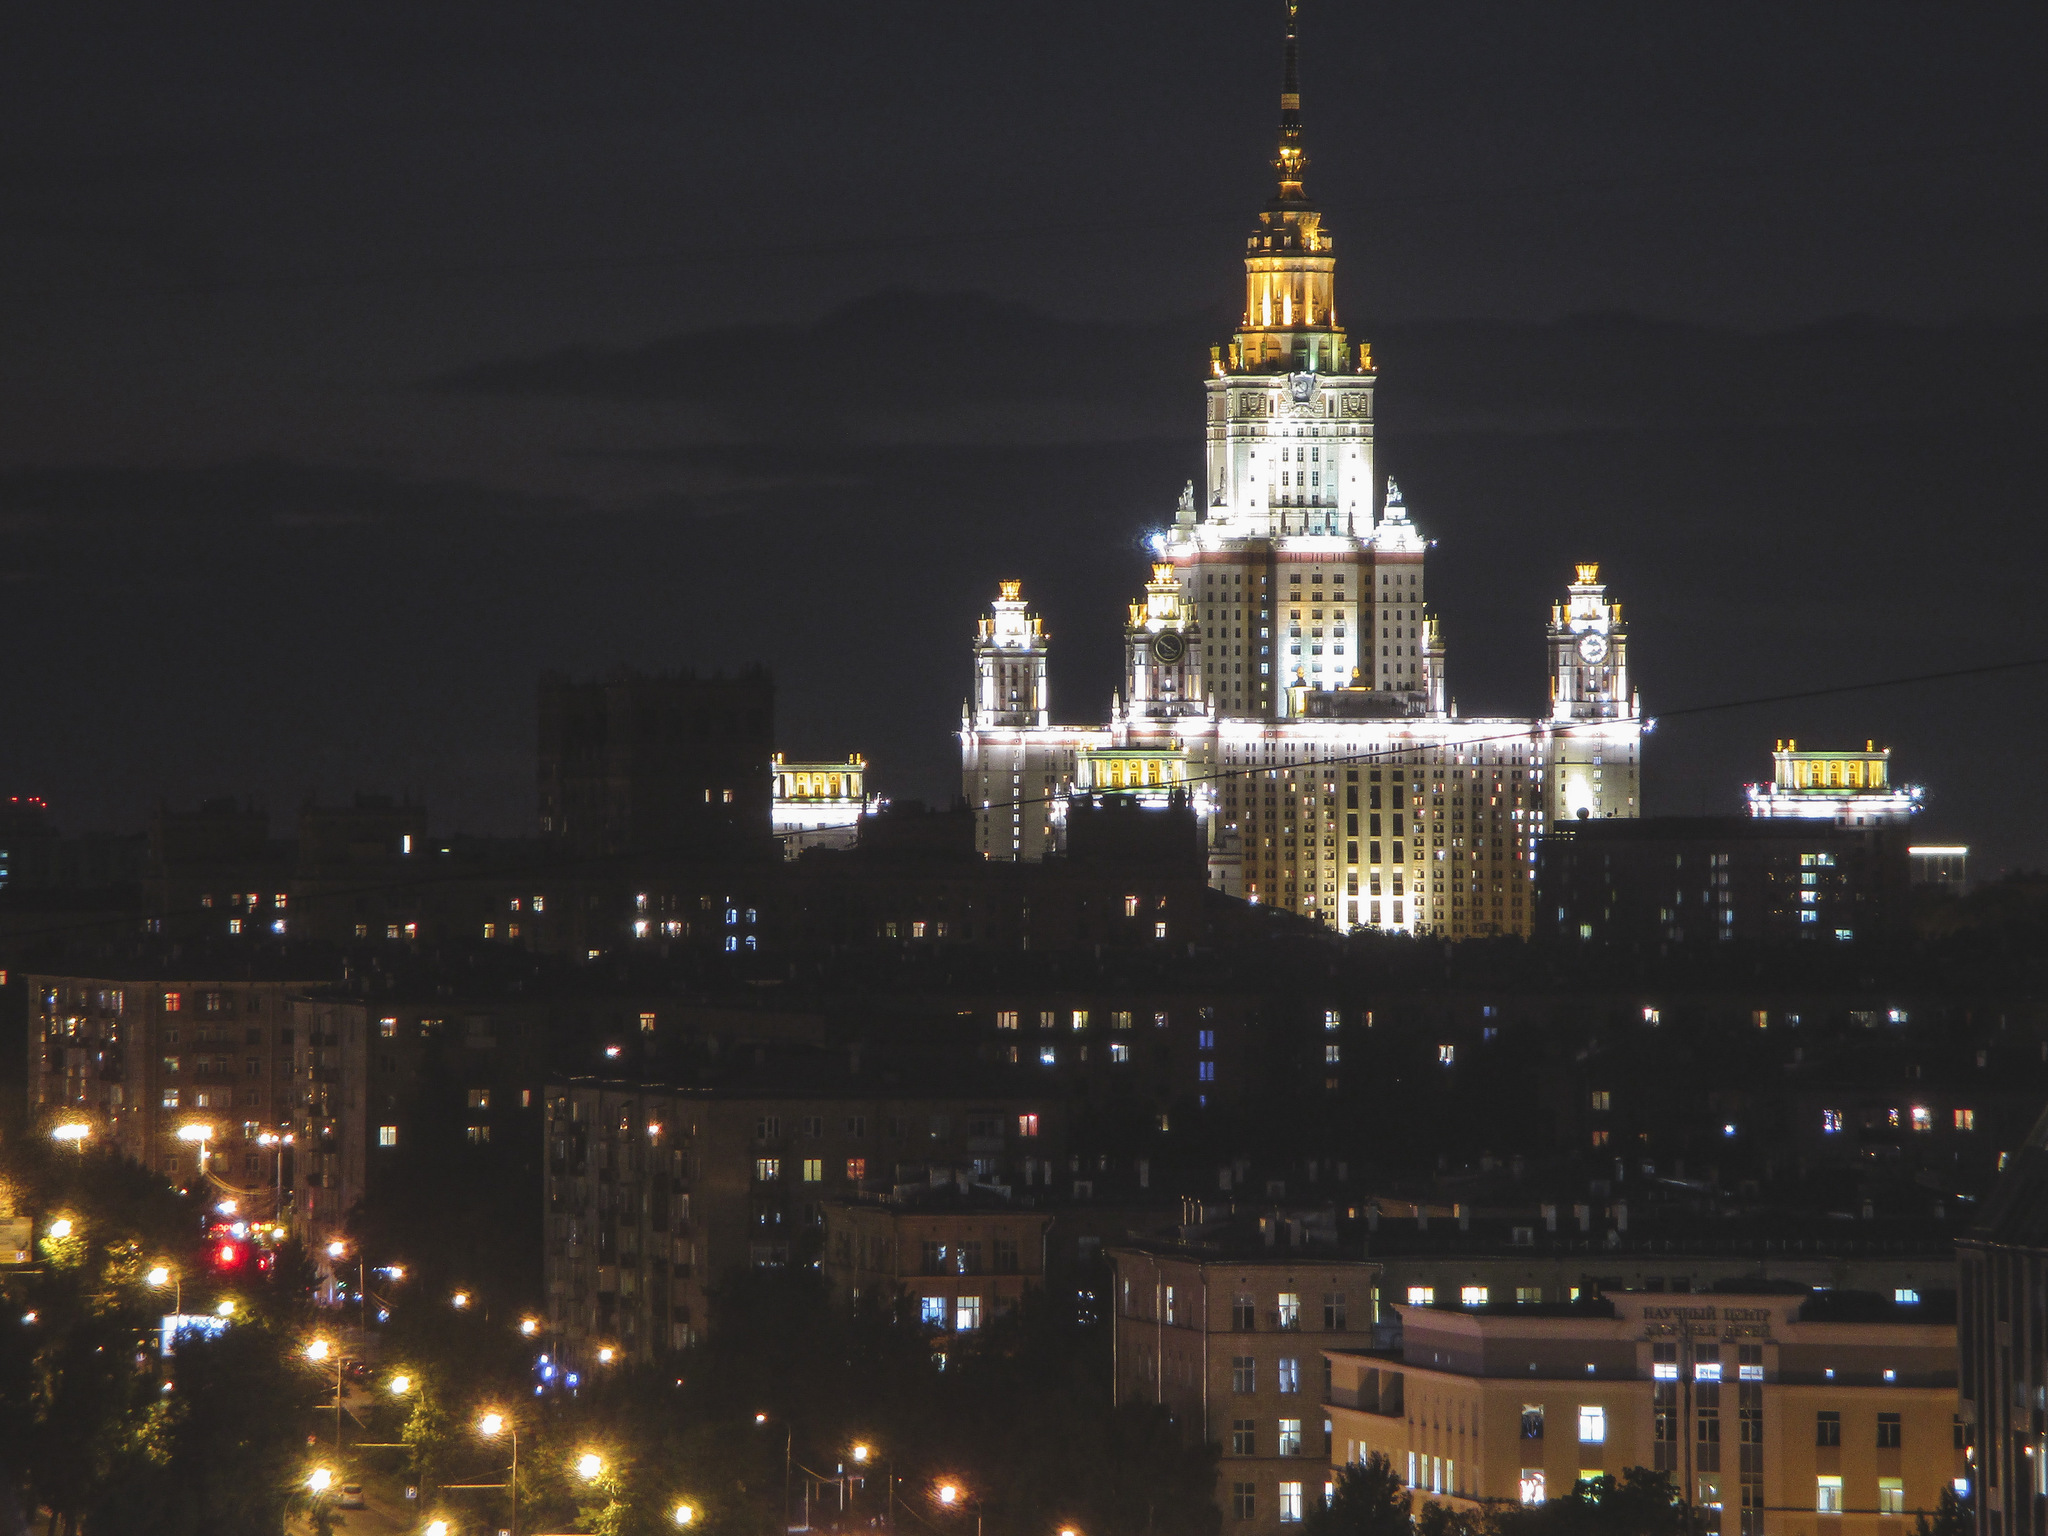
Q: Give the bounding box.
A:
[1536,816,1911,951]
[537,667,774,857]
[1958,1099,2048,1533]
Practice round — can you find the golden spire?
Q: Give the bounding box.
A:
[1276,1,1307,207]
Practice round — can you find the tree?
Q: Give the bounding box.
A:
[1913,1486,1972,1536]
[1487,1469,1707,1536]
[1306,1455,1415,1536]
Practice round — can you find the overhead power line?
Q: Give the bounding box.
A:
[1,652,2036,954]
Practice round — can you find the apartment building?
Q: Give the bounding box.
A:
[1329,1288,1964,1533]
[823,1192,1056,1331]
[544,1074,1064,1368]
[1110,1233,1380,1536]
[28,971,318,1205]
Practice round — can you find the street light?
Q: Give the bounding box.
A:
[426,1523,449,1536]
[307,1469,332,1493]
[305,1338,343,1447]
[935,1480,982,1536]
[478,1411,520,1536]
[175,1122,213,1175]
[46,1218,73,1240]
[146,1264,181,1315]
[755,1412,793,1533]
[50,1123,90,1149]
[673,1504,696,1526]
[519,1317,540,1337]
[451,1291,470,1310]
[390,1373,413,1395]
[216,1299,236,1317]
[577,1454,604,1483]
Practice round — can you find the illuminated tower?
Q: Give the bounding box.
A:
[1546,564,1640,822]
[1123,563,1208,719]
[1163,0,1395,722]
[972,580,1049,729]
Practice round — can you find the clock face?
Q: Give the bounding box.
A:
[1577,632,1609,664]
[1152,632,1187,665]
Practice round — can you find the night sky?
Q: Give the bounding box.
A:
[3,3,2045,869]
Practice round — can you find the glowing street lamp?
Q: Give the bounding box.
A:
[216,1299,236,1317]
[577,1453,604,1482]
[673,1504,696,1526]
[597,1345,616,1365]
[307,1468,333,1493]
[50,1123,90,1150]
[327,1240,347,1260]
[426,1523,449,1536]
[478,1411,521,1536]
[46,1218,73,1240]
[519,1317,540,1337]
[305,1339,342,1447]
[390,1374,413,1395]
[146,1264,181,1315]
[935,1481,982,1536]
[451,1291,470,1310]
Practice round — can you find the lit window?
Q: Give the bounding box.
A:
[1016,1114,1039,1137]
[802,1158,822,1183]
[1039,1045,1057,1067]
[921,1296,947,1326]
[466,1125,490,1144]
[1438,1045,1455,1065]
[1578,1406,1605,1443]
[1461,1286,1488,1306]
[996,1011,1019,1030]
[1124,895,1139,917]
[1955,1108,1975,1131]
[1816,1477,1842,1514]
[1276,1292,1300,1329]
[640,1012,656,1033]
[1277,1357,1300,1393]
[1406,1286,1434,1306]
[1896,1288,1920,1305]
[846,1158,866,1181]
[1110,1042,1130,1064]
[1325,1044,1340,1063]
[377,1126,397,1147]
[754,1158,780,1182]
[1822,1109,1844,1133]
[1878,1480,1903,1516]
[1519,1470,1545,1506]
[466,1088,491,1109]
[1277,1482,1303,1524]
[379,1017,397,1038]
[163,992,182,1012]
[1199,1062,1215,1081]
[1910,1106,1932,1132]
[1071,1010,1088,1030]
[1278,1420,1303,1456]
[955,1296,982,1331]
[1155,921,1168,939]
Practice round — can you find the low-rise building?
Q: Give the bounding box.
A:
[1328,1287,1964,1533]
[823,1191,1055,1331]
[1111,1231,1380,1536]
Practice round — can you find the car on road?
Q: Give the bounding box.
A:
[336,1485,365,1509]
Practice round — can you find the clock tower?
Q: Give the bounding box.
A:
[1547,563,1640,822]
[1123,562,1207,720]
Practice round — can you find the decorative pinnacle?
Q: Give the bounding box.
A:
[1275,1,1308,203]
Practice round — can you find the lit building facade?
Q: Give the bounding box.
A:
[1747,743,1921,827]
[958,15,1641,939]
[1329,1290,1965,1534]
[771,753,873,857]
